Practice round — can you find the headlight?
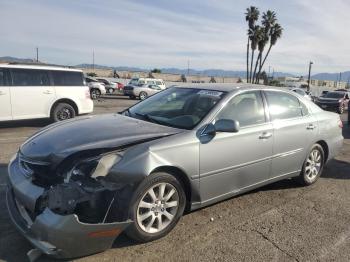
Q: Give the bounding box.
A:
[66,152,124,182]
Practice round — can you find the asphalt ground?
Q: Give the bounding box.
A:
[0,95,349,262]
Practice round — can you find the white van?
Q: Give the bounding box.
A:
[128,78,166,90]
[0,64,93,122]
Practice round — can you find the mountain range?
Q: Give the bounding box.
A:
[1,56,348,82]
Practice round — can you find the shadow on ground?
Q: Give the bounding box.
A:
[0,119,51,129]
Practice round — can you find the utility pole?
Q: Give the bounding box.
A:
[339,72,342,88]
[92,50,95,72]
[36,47,39,62]
[307,61,313,92]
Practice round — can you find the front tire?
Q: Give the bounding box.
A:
[51,103,76,122]
[297,144,325,186]
[139,91,148,100]
[126,172,186,243]
[90,89,101,99]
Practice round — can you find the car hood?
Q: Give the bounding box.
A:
[20,114,182,163]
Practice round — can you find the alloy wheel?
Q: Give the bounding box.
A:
[140,92,147,100]
[57,107,72,121]
[305,149,322,181]
[136,182,179,234]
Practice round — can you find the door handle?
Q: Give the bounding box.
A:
[43,90,53,94]
[259,132,272,139]
[306,124,316,130]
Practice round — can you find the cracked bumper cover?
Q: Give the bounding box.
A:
[6,156,132,259]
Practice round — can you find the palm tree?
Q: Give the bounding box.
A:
[245,6,259,83]
[249,25,260,83]
[254,10,276,83]
[256,23,283,83]
[252,28,267,83]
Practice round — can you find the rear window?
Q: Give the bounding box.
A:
[11,69,50,86]
[52,71,84,86]
[265,91,303,120]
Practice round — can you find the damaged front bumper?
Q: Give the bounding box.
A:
[6,156,132,259]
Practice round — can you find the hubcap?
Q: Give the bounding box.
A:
[305,149,322,181]
[140,93,147,100]
[136,183,179,234]
[57,108,71,121]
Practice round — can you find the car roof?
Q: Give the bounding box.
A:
[171,83,293,93]
[0,63,82,72]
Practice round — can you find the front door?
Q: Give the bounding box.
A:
[199,91,273,204]
[10,69,55,120]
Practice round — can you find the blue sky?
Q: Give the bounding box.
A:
[0,0,349,74]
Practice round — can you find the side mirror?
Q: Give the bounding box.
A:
[215,119,240,133]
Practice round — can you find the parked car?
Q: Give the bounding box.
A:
[96,78,118,94]
[320,90,329,97]
[315,91,350,114]
[0,64,93,122]
[7,84,343,259]
[128,78,166,90]
[85,77,106,99]
[123,84,162,100]
[289,87,312,101]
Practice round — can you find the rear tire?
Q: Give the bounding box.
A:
[126,172,186,243]
[108,88,114,94]
[297,144,325,186]
[51,103,76,122]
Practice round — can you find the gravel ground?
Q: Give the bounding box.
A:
[0,95,349,262]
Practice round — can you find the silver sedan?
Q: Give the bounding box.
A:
[123,84,162,100]
[7,84,343,259]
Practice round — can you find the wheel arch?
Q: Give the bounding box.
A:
[50,98,79,117]
[315,140,329,162]
[151,165,193,212]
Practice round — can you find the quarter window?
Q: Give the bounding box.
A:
[11,69,50,86]
[265,91,303,120]
[216,91,266,127]
[52,71,84,86]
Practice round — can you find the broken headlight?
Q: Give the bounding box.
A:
[65,152,124,182]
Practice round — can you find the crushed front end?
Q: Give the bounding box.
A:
[6,152,133,259]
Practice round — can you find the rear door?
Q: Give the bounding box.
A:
[10,69,56,120]
[0,68,12,121]
[264,90,317,178]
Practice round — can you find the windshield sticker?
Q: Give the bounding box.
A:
[197,90,223,97]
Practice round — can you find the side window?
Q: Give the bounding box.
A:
[216,91,266,127]
[265,91,303,120]
[294,89,304,96]
[11,69,50,86]
[52,71,84,86]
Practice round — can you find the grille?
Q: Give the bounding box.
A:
[19,154,62,187]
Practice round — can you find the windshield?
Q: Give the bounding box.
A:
[324,92,344,99]
[124,87,227,129]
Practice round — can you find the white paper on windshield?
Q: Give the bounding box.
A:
[197,90,223,97]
